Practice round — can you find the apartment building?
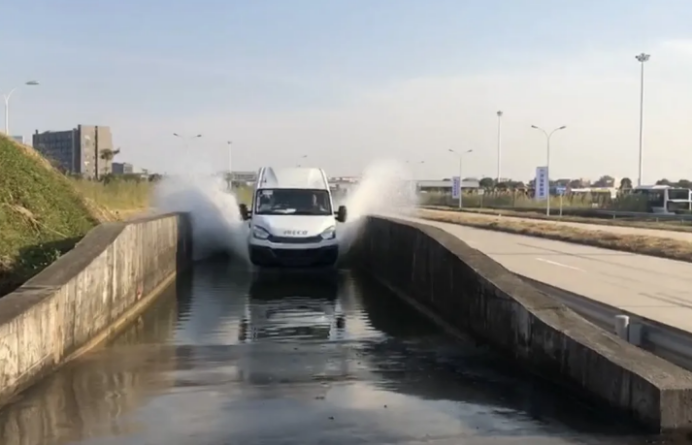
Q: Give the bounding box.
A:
[32,125,114,179]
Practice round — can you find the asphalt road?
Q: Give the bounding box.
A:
[396,214,692,335]
[421,209,692,242]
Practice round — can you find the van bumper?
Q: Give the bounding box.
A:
[249,245,339,268]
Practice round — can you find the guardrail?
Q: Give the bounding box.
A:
[520,275,692,371]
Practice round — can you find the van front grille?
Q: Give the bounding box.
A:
[268,235,323,244]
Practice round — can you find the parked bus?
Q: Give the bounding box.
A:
[631,185,692,213]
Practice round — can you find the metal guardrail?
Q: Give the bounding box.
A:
[520,275,692,371]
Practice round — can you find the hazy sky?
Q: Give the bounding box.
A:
[2,0,692,182]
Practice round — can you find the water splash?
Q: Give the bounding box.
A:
[337,159,418,255]
[152,174,250,263]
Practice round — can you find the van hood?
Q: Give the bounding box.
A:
[252,215,336,237]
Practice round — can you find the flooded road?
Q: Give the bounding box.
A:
[0,261,677,444]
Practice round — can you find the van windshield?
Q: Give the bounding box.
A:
[254,189,332,216]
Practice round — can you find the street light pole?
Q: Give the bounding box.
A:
[496,110,503,184]
[172,133,202,150]
[635,52,650,187]
[226,141,234,191]
[449,149,473,209]
[227,141,233,174]
[531,125,567,216]
[3,80,39,135]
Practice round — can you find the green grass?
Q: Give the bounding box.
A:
[0,135,101,296]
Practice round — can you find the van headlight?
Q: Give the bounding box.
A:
[321,226,336,240]
[252,226,270,240]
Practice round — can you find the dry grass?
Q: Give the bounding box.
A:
[420,190,650,212]
[423,205,692,233]
[70,179,151,213]
[418,209,692,263]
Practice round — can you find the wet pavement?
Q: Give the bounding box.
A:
[0,261,682,444]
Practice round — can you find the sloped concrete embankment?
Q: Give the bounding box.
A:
[0,213,192,408]
[353,215,692,434]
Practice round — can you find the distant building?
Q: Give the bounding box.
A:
[112,162,133,175]
[32,125,114,179]
[10,135,24,144]
[416,179,480,193]
[229,170,257,183]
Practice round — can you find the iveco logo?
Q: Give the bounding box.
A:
[283,230,308,236]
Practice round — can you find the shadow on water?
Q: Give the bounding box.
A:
[0,258,687,444]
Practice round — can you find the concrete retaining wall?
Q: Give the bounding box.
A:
[0,213,192,407]
[354,215,692,433]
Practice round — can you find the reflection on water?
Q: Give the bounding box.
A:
[0,261,681,444]
[0,285,179,445]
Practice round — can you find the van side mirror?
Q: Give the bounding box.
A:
[239,203,251,221]
[335,205,347,223]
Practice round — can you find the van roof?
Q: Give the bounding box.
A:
[257,167,330,190]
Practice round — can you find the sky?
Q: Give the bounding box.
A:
[2,0,692,182]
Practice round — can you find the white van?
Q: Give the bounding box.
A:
[238,167,348,267]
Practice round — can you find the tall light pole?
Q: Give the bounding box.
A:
[635,52,650,187]
[449,149,473,209]
[227,140,233,174]
[172,133,202,150]
[496,110,503,185]
[225,140,234,191]
[531,125,566,216]
[3,80,39,135]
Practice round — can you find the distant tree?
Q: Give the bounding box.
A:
[656,178,672,186]
[510,181,526,189]
[619,177,633,190]
[594,175,615,187]
[99,147,121,163]
[479,177,495,188]
[568,179,584,188]
[677,179,692,188]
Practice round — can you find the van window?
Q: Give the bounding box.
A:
[255,189,332,216]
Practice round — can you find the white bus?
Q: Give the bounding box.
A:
[631,185,692,213]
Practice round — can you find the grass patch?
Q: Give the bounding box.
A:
[0,135,102,296]
[422,205,692,233]
[69,178,151,219]
[418,209,692,263]
[420,191,649,212]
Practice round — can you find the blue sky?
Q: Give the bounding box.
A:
[2,0,692,180]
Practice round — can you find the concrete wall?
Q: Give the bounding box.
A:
[0,213,192,408]
[354,215,692,434]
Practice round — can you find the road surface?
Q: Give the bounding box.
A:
[419,209,692,242]
[399,214,692,335]
[0,261,656,444]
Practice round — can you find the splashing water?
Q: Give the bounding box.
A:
[152,174,250,263]
[337,159,419,255]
